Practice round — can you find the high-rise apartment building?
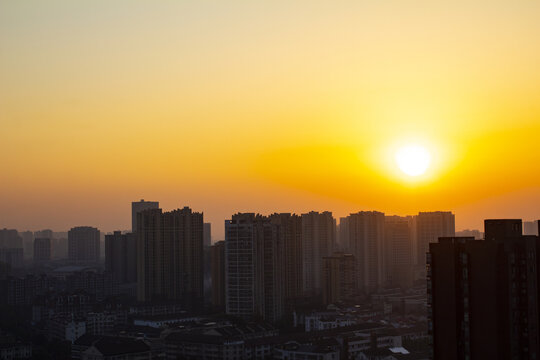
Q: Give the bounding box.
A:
[33,238,51,263]
[384,216,414,289]
[415,211,455,266]
[137,207,203,308]
[346,211,385,293]
[322,253,357,305]
[21,231,34,259]
[34,229,53,240]
[301,211,335,295]
[270,213,303,303]
[105,231,137,284]
[131,199,159,233]
[428,219,540,360]
[0,248,24,269]
[337,217,350,252]
[0,229,22,249]
[225,213,290,322]
[203,223,212,247]
[210,241,225,310]
[68,227,100,264]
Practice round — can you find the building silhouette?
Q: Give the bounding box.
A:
[105,231,137,284]
[203,223,212,247]
[384,215,414,289]
[225,213,296,322]
[131,199,159,233]
[322,252,357,305]
[210,241,225,310]
[68,227,100,264]
[33,237,51,263]
[0,229,22,249]
[428,219,540,360]
[345,211,385,293]
[301,211,335,295]
[136,206,203,308]
[270,213,304,304]
[415,211,455,267]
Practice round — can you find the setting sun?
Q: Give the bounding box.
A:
[395,145,431,177]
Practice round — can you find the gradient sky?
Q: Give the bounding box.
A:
[1,1,539,239]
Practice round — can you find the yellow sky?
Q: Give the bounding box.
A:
[1,1,539,237]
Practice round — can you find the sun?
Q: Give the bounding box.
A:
[395,145,431,176]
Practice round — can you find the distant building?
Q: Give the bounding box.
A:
[415,211,455,266]
[20,231,34,259]
[455,229,483,239]
[428,219,540,360]
[210,241,225,310]
[137,207,204,308]
[524,220,539,236]
[34,229,53,240]
[270,213,304,303]
[68,227,100,264]
[33,237,51,263]
[225,213,280,320]
[203,222,212,247]
[0,229,22,249]
[322,253,357,305]
[131,199,159,233]
[337,217,350,251]
[345,211,385,293]
[384,216,414,289]
[0,248,24,269]
[105,231,137,284]
[225,213,306,323]
[301,211,335,295]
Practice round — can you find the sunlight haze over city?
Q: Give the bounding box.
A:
[1,1,539,237]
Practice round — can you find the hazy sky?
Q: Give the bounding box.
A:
[1,1,539,239]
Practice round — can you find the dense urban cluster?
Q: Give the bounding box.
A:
[0,200,539,359]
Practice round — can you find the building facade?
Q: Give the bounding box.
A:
[131,200,159,233]
[68,227,100,264]
[33,237,51,263]
[346,211,385,293]
[428,219,540,360]
[136,207,204,308]
[210,241,225,310]
[322,253,357,305]
[384,216,414,289]
[301,211,335,295]
[105,231,137,284]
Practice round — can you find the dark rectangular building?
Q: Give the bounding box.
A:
[105,231,137,284]
[428,219,540,360]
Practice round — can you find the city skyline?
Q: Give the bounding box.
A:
[2,2,540,237]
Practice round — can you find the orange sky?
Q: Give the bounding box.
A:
[1,1,539,239]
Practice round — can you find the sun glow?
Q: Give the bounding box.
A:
[395,145,431,177]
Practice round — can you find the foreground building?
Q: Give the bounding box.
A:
[428,219,540,360]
